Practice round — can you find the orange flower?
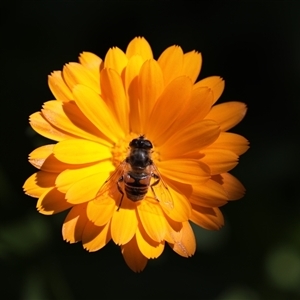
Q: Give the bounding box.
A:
[23,37,249,272]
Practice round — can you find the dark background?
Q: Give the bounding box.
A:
[1,1,300,299]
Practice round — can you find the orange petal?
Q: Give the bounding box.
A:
[65,171,113,204]
[158,45,183,86]
[168,221,196,257]
[37,187,72,215]
[137,201,166,242]
[63,62,100,94]
[42,101,108,145]
[124,55,143,133]
[164,216,183,244]
[189,179,228,207]
[100,68,129,132]
[136,224,164,259]
[53,139,111,164]
[160,180,192,222]
[72,84,124,142]
[121,235,147,272]
[62,203,89,243]
[126,36,153,61]
[208,132,249,155]
[29,112,74,141]
[201,149,239,174]
[48,71,73,102]
[111,197,138,245]
[82,220,111,252]
[29,144,77,173]
[23,172,57,198]
[182,51,202,83]
[184,86,214,123]
[138,59,164,132]
[158,159,210,185]
[205,101,247,131]
[56,160,113,193]
[195,76,225,105]
[212,173,245,200]
[104,47,128,75]
[146,76,192,142]
[190,205,224,230]
[86,197,116,226]
[79,52,103,80]
[159,119,220,159]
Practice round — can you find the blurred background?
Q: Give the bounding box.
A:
[1,1,300,299]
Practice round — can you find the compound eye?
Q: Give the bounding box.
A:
[142,140,153,149]
[129,139,139,147]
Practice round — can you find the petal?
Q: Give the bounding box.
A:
[124,55,143,133]
[136,224,164,259]
[158,45,183,86]
[169,221,196,257]
[86,197,116,226]
[164,216,183,244]
[29,112,74,141]
[205,101,247,131]
[37,187,72,215]
[29,144,76,173]
[190,205,224,230]
[48,71,73,102]
[100,68,129,132]
[159,119,220,159]
[23,172,57,198]
[212,173,245,200]
[104,47,128,75]
[161,179,192,222]
[82,221,111,252]
[42,101,109,145]
[121,235,147,272]
[201,149,239,174]
[63,62,100,94]
[195,76,225,105]
[62,203,89,243]
[184,86,214,123]
[138,59,164,132]
[73,84,124,142]
[53,139,111,164]
[189,179,228,207]
[182,51,202,83]
[162,86,214,137]
[208,132,249,155]
[137,201,166,242]
[126,37,153,61]
[158,159,210,185]
[79,52,103,79]
[111,197,138,245]
[56,160,113,193]
[146,76,192,143]
[65,171,113,204]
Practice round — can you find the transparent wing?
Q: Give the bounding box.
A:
[150,163,174,211]
[94,161,126,204]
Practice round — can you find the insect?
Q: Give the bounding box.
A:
[96,135,173,211]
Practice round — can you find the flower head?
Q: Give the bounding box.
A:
[23,37,249,272]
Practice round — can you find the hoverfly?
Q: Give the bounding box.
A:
[96,135,173,211]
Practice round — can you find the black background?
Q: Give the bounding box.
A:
[1,1,300,299]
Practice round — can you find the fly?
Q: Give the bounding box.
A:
[96,135,173,211]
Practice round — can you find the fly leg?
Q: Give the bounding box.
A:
[117,176,124,211]
[150,174,160,202]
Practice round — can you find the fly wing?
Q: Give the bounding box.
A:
[150,164,174,211]
[94,160,126,203]
[86,161,126,225]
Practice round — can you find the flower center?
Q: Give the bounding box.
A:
[111,133,138,168]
